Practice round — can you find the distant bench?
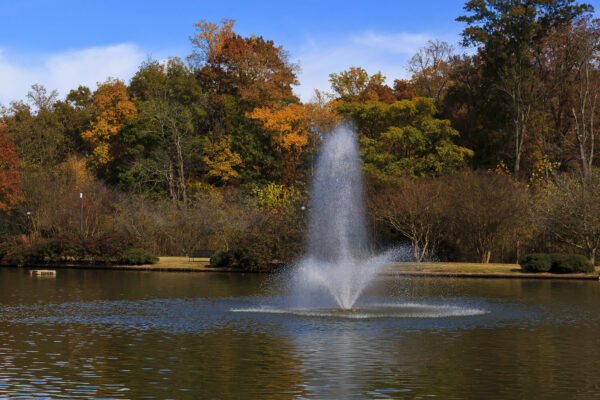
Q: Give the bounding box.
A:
[188,250,215,262]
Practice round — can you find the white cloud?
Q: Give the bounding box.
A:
[352,32,432,54]
[293,31,433,102]
[0,44,145,106]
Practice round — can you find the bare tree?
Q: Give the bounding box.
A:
[26,84,58,112]
[408,40,454,102]
[538,170,600,264]
[371,178,446,262]
[444,171,530,263]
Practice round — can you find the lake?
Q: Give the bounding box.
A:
[1,267,599,399]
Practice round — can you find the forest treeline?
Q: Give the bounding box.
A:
[1,0,600,268]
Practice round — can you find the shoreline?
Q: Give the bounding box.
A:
[4,258,599,280]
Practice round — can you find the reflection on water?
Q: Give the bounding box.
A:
[1,267,600,398]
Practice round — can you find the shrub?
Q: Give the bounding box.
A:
[0,233,138,266]
[120,248,159,265]
[210,251,231,267]
[521,253,552,272]
[551,254,594,273]
[231,233,276,271]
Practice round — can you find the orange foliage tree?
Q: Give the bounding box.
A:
[248,103,322,184]
[189,19,298,106]
[0,123,23,211]
[82,78,137,169]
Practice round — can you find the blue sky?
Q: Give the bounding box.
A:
[1,0,599,104]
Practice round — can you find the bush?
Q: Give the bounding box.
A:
[551,254,594,274]
[210,251,231,267]
[0,233,137,266]
[120,248,159,265]
[231,233,276,271]
[521,253,595,274]
[521,253,552,272]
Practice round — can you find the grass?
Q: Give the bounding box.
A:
[116,257,600,278]
[388,262,600,276]
[156,256,210,268]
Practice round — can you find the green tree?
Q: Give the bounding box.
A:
[338,98,473,181]
[3,85,74,168]
[121,58,206,202]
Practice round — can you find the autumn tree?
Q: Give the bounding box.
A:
[328,66,390,102]
[458,0,593,180]
[189,18,298,107]
[248,103,321,184]
[0,123,22,211]
[82,78,137,172]
[557,18,599,182]
[188,19,300,184]
[392,79,418,100]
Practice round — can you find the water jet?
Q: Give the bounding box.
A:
[293,126,396,309]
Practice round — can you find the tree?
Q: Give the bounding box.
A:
[562,17,600,182]
[82,78,137,171]
[188,19,299,184]
[17,156,115,238]
[0,123,22,211]
[458,0,593,180]
[371,177,446,262]
[408,40,454,102]
[328,66,387,102]
[529,16,600,183]
[3,101,74,168]
[26,84,59,112]
[123,58,209,198]
[445,170,530,263]
[189,19,298,107]
[202,136,243,184]
[248,103,321,184]
[538,170,600,263]
[392,79,418,100]
[338,97,473,181]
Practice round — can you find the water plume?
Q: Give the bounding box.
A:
[293,125,395,309]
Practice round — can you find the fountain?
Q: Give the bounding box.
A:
[233,125,486,319]
[292,125,395,310]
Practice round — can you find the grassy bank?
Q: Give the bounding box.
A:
[14,258,600,279]
[385,262,600,279]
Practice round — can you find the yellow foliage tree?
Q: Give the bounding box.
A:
[82,78,137,168]
[248,102,334,184]
[202,137,243,184]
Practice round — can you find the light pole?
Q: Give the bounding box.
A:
[26,210,31,240]
[79,192,83,234]
[300,205,307,230]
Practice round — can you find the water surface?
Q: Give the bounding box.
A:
[1,267,599,399]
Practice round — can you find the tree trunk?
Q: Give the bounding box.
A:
[482,249,491,264]
[587,247,596,266]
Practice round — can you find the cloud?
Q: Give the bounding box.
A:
[0,44,145,106]
[293,31,433,102]
[352,32,432,54]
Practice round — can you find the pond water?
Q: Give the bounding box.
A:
[1,267,599,399]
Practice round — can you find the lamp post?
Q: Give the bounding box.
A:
[300,204,307,230]
[26,210,31,240]
[79,192,83,233]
